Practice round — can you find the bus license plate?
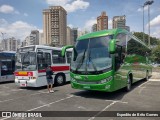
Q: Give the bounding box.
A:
[83,86,90,89]
[20,83,26,87]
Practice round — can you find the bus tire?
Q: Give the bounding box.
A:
[126,76,132,92]
[145,71,149,81]
[55,74,65,86]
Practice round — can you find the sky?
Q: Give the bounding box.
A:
[0,0,160,41]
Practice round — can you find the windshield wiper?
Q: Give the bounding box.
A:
[75,49,86,72]
[88,50,98,73]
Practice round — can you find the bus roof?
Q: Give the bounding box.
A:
[0,51,15,57]
[77,28,128,40]
[77,28,149,49]
[18,45,72,52]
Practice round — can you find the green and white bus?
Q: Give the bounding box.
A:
[62,29,152,92]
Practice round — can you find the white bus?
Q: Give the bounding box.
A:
[15,45,72,87]
[0,51,15,82]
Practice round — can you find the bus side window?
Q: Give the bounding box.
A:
[66,51,72,64]
[115,46,122,70]
[52,50,66,64]
[37,52,51,70]
[45,53,51,66]
[1,61,14,76]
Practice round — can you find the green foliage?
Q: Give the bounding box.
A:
[151,45,160,63]
[133,32,160,63]
[133,32,159,45]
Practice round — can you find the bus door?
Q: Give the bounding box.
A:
[114,45,127,89]
[37,49,52,85]
[0,60,15,82]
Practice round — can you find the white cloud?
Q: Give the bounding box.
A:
[0,4,20,14]
[0,5,14,13]
[152,30,160,38]
[46,0,89,12]
[0,19,39,41]
[149,15,160,27]
[68,24,73,28]
[24,13,28,17]
[0,19,8,27]
[46,0,72,5]
[83,18,96,31]
[65,0,89,12]
[137,6,148,12]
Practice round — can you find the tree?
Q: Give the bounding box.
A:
[133,32,159,45]
[151,45,160,63]
[133,32,160,63]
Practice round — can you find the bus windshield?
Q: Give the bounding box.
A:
[16,52,36,71]
[71,35,112,74]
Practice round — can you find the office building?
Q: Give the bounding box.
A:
[67,26,73,45]
[43,6,67,46]
[92,24,97,32]
[97,11,108,31]
[1,37,21,51]
[72,28,78,44]
[30,30,39,45]
[112,15,126,29]
[22,30,40,47]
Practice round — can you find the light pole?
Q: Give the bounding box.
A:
[144,0,154,47]
[140,5,145,42]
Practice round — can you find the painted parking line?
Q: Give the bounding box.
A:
[27,94,74,111]
[0,95,74,120]
[138,80,150,88]
[149,79,160,81]
[0,91,48,103]
[88,100,128,120]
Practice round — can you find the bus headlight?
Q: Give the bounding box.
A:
[71,77,76,82]
[99,76,113,84]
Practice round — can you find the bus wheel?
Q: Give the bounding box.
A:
[126,77,131,92]
[55,74,65,86]
[145,71,149,81]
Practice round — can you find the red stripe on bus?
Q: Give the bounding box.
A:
[38,66,70,73]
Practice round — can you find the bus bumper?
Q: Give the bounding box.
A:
[15,79,37,87]
[71,81,113,92]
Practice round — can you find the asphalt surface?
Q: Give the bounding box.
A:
[0,78,160,120]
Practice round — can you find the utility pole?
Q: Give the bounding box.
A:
[144,0,154,47]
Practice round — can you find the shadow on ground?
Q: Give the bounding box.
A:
[72,79,148,101]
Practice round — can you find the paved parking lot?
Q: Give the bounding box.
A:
[0,78,160,120]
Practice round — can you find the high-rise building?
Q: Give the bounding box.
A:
[1,37,21,51]
[72,28,78,44]
[43,6,67,46]
[112,15,126,29]
[30,30,39,45]
[67,26,73,45]
[39,33,44,45]
[92,24,97,32]
[97,11,108,31]
[22,30,39,47]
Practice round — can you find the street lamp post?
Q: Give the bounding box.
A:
[141,5,145,42]
[144,0,154,47]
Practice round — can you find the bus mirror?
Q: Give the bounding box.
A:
[109,39,116,54]
[61,45,74,57]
